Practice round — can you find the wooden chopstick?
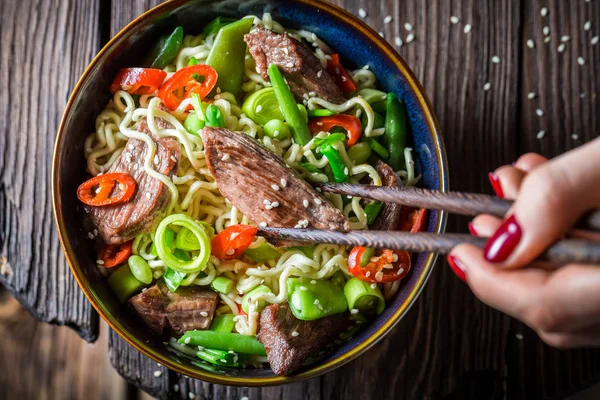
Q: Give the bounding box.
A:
[316,183,600,232]
[257,228,600,265]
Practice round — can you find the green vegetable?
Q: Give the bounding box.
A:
[244,242,282,262]
[361,110,385,131]
[188,56,199,66]
[179,331,267,356]
[196,348,239,367]
[291,245,315,258]
[211,276,235,294]
[320,144,349,183]
[366,138,389,159]
[297,104,308,123]
[383,93,409,171]
[108,264,146,303]
[302,163,324,175]
[344,278,385,314]
[263,119,291,140]
[364,201,383,224]
[184,113,205,136]
[205,104,225,128]
[205,18,254,95]
[210,314,236,333]
[267,64,312,146]
[155,214,211,273]
[151,227,175,257]
[163,267,186,292]
[190,93,208,121]
[202,16,237,37]
[347,142,372,164]
[174,248,191,261]
[331,270,347,289]
[357,88,387,113]
[359,247,375,267]
[313,133,346,148]
[241,285,272,314]
[242,87,285,125]
[288,277,348,320]
[307,109,338,117]
[144,26,184,69]
[175,227,201,251]
[127,255,153,284]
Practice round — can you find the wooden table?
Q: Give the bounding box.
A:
[1,0,600,399]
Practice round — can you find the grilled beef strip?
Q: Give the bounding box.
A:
[87,116,180,245]
[129,281,219,336]
[244,27,346,104]
[257,303,353,375]
[371,160,404,231]
[202,127,350,236]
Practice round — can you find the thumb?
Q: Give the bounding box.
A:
[484,138,600,268]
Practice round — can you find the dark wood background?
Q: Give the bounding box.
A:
[1,0,599,399]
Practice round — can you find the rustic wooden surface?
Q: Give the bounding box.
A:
[1,0,600,399]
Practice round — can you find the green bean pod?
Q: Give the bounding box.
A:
[179,331,267,356]
[383,93,409,171]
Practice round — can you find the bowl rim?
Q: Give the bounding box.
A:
[52,0,448,386]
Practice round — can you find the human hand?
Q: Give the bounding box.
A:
[448,137,600,348]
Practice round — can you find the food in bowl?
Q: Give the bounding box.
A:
[76,13,427,375]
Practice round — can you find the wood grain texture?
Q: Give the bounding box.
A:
[0,0,100,341]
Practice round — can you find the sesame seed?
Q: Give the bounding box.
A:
[483,82,492,91]
[384,15,393,24]
[87,232,94,240]
[406,33,415,43]
[271,184,280,191]
[271,201,279,208]
[286,62,294,68]
[464,24,472,34]
[153,370,162,377]
[341,76,347,82]
[592,36,600,45]
[311,280,317,284]
[216,87,222,93]
[365,271,371,277]
[394,36,403,47]
[540,7,548,17]
[492,56,500,64]
[362,65,370,70]
[378,31,385,38]
[184,337,191,344]
[317,70,323,78]
[585,21,592,31]
[240,397,249,400]
[225,249,235,256]
[128,144,134,150]
[572,133,580,140]
[515,333,524,340]
[189,392,196,399]
[350,308,359,315]
[154,155,159,164]
[344,167,349,175]
[392,253,399,262]
[561,35,571,42]
[397,268,405,275]
[214,94,221,100]
[313,299,320,305]
[174,384,179,392]
[259,222,267,227]
[358,8,367,18]
[557,43,566,53]
[314,198,322,205]
[536,108,544,117]
[170,155,177,162]
[97,259,104,265]
[221,154,230,161]
[543,26,550,36]
[536,130,546,139]
[544,36,551,44]
[371,283,378,289]
[578,57,586,66]
[528,92,536,100]
[263,199,271,205]
[145,192,152,199]
[281,179,287,187]
[375,271,384,282]
[450,16,460,24]
[527,39,535,49]
[303,200,309,207]
[291,331,299,337]
[404,23,413,31]
[256,105,263,113]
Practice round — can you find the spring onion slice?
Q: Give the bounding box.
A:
[155,214,211,273]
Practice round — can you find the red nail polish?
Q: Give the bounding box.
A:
[488,172,504,198]
[484,214,522,263]
[447,255,467,282]
[468,222,478,236]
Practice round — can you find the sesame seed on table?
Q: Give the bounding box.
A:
[1,0,600,399]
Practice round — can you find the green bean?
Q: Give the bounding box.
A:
[263,119,291,140]
[347,142,372,164]
[144,26,184,69]
[127,255,153,284]
[209,314,236,333]
[108,264,146,303]
[241,285,272,313]
[179,331,267,356]
[366,138,390,160]
[344,278,385,314]
[383,93,409,170]
[320,144,349,183]
[288,277,347,320]
[211,276,235,294]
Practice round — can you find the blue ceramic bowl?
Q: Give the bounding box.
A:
[52,0,448,386]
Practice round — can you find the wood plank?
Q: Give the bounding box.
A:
[0,0,100,341]
[0,287,128,400]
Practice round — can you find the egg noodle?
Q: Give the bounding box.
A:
[84,13,418,335]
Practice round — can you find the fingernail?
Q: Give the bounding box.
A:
[484,214,522,263]
[447,255,467,282]
[488,172,504,198]
[468,222,478,236]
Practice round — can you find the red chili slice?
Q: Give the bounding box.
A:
[211,224,258,260]
[109,68,167,95]
[399,208,428,232]
[326,54,357,93]
[308,114,362,146]
[77,173,136,207]
[100,240,134,268]
[348,247,411,283]
[157,64,218,110]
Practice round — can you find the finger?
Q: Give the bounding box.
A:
[538,324,600,349]
[513,153,548,173]
[448,244,549,320]
[490,165,527,200]
[470,214,503,237]
[483,137,600,267]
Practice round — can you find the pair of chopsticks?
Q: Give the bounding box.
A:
[257,183,600,265]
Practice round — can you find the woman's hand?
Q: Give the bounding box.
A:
[448,137,600,348]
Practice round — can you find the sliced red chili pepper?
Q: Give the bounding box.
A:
[77,173,137,207]
[399,207,428,232]
[308,114,362,146]
[326,54,357,93]
[109,68,167,95]
[100,240,134,268]
[348,246,411,283]
[157,65,218,110]
[211,224,258,260]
